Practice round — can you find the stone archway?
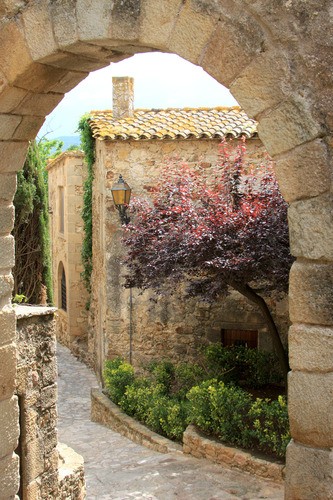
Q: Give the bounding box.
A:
[0,2,332,498]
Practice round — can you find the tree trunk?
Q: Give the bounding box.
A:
[230,281,289,386]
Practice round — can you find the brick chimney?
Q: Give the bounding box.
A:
[112,76,134,120]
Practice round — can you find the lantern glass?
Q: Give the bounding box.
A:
[111,175,131,206]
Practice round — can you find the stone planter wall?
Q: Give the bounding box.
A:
[91,388,284,483]
[183,425,285,483]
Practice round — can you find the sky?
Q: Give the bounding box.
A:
[38,52,238,140]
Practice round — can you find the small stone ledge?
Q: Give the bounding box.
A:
[14,304,57,319]
[58,443,86,499]
[183,425,285,483]
[91,388,183,454]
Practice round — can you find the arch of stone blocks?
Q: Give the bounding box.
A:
[0,1,332,498]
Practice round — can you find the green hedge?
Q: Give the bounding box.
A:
[103,352,289,457]
[187,379,289,457]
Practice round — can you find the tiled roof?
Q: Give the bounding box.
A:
[88,106,257,142]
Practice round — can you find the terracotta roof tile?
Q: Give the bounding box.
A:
[88,106,257,141]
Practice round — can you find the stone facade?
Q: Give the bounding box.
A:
[15,305,85,499]
[88,135,288,376]
[0,1,332,497]
[47,151,89,364]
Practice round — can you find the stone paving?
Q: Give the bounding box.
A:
[57,343,284,500]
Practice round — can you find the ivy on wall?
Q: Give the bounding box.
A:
[13,139,61,304]
[78,115,95,299]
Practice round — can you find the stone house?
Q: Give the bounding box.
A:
[47,151,89,361]
[54,77,288,379]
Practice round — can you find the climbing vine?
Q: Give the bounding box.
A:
[13,139,62,304]
[78,115,95,298]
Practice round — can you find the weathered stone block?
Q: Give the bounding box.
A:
[41,384,57,410]
[0,307,16,346]
[0,274,14,303]
[200,18,262,87]
[0,141,28,173]
[25,437,44,483]
[14,63,67,93]
[168,1,218,64]
[288,371,333,448]
[0,114,21,140]
[274,139,331,203]
[0,235,15,270]
[14,92,64,117]
[0,173,16,202]
[289,261,333,326]
[140,0,182,48]
[0,20,33,85]
[285,440,333,499]
[258,101,323,156]
[50,0,78,48]
[0,85,27,113]
[0,452,19,498]
[288,193,333,260]
[0,344,16,401]
[13,115,45,141]
[49,70,88,94]
[231,50,290,118]
[0,396,19,459]
[22,2,58,61]
[76,0,114,42]
[40,51,109,73]
[289,324,333,372]
[0,204,14,235]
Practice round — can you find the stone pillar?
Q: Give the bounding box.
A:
[275,140,333,499]
[112,76,134,119]
[0,173,20,498]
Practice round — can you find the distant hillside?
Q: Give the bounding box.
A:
[56,136,81,151]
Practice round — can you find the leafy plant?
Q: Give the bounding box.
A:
[187,379,289,458]
[203,343,282,388]
[78,115,95,299]
[103,356,289,456]
[13,138,59,304]
[103,358,135,404]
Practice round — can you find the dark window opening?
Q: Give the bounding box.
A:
[221,329,258,349]
[61,268,67,311]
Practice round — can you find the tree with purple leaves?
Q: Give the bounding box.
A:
[123,139,293,382]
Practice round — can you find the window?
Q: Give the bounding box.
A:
[59,186,65,233]
[221,329,258,349]
[61,267,67,311]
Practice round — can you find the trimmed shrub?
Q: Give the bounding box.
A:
[246,395,290,458]
[187,380,253,446]
[120,382,189,441]
[203,344,282,388]
[146,360,175,395]
[103,358,135,404]
[103,356,289,457]
[187,379,289,458]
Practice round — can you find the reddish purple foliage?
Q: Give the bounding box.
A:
[123,139,294,304]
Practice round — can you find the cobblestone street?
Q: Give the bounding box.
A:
[57,343,284,500]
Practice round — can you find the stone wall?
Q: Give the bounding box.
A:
[47,152,89,364]
[0,1,332,497]
[183,425,285,483]
[16,306,59,498]
[15,305,85,499]
[89,137,288,373]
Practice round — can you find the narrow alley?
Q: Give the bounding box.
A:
[57,343,284,500]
